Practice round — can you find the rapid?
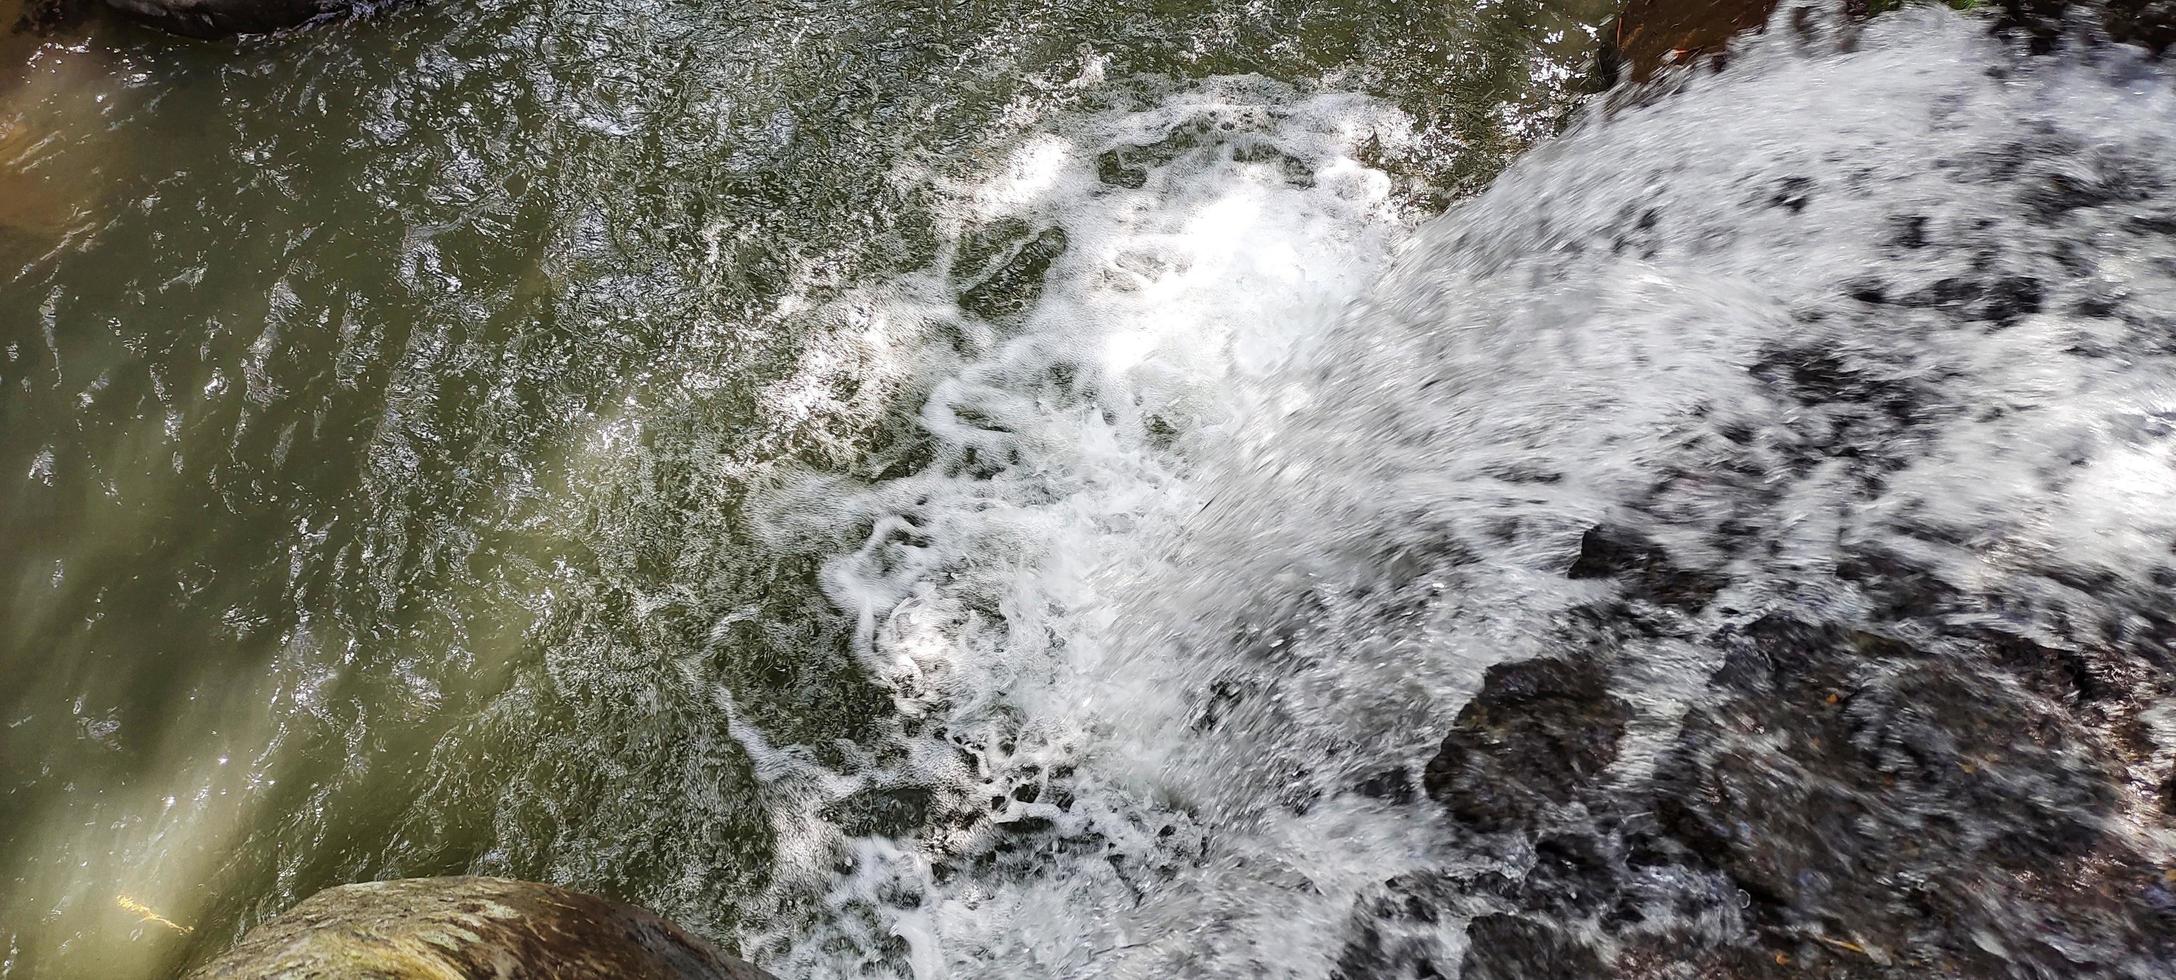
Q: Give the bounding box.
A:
[4,1,2174,978]
[734,11,2176,977]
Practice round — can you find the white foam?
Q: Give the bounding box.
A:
[736,11,2176,976]
[725,77,1433,977]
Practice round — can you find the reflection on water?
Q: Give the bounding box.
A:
[0,1,111,256]
[0,0,1610,975]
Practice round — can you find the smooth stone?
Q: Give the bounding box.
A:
[187,876,776,980]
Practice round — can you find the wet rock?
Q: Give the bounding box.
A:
[100,0,364,38]
[1459,913,1607,980]
[1333,873,1467,979]
[1369,9,2176,975]
[1876,274,2047,326]
[1835,547,1965,621]
[12,0,87,32]
[958,224,1069,322]
[1604,0,1781,83]
[820,784,935,838]
[1513,831,1623,921]
[1568,524,1728,611]
[1422,653,1631,832]
[1352,765,1418,804]
[1411,563,2176,976]
[1604,0,2176,88]
[1095,148,1150,189]
[2099,0,2176,51]
[1653,649,2134,970]
[1614,934,1800,980]
[1996,0,2176,54]
[187,876,774,979]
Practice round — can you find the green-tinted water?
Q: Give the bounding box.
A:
[0,1,1609,974]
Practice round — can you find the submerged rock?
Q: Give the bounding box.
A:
[100,0,365,38]
[187,877,775,979]
[957,223,1070,323]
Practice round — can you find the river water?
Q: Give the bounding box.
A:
[0,1,1606,975]
[6,2,2175,979]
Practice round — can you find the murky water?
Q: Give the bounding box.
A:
[0,1,1610,976]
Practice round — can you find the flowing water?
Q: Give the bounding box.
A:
[0,0,1605,975]
[5,2,2176,978]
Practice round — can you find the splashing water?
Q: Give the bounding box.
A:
[7,0,2175,974]
[731,77,1435,977]
[2,0,1611,972]
[728,9,2176,978]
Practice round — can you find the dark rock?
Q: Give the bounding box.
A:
[1769,175,1814,213]
[1353,765,1417,804]
[1567,525,1727,611]
[101,0,366,38]
[1459,914,1607,980]
[1422,654,1630,831]
[1981,274,2045,324]
[1514,831,1621,920]
[1836,547,1963,620]
[1392,9,2176,974]
[1648,612,2173,972]
[1888,215,1930,249]
[186,876,774,979]
[1335,868,1527,979]
[1096,148,1150,189]
[1997,0,2176,54]
[820,784,935,838]
[13,0,90,32]
[1414,555,2176,976]
[1615,934,1801,980]
[2098,0,2176,51]
[1884,274,2044,325]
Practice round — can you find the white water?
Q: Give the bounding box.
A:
[730,12,2176,978]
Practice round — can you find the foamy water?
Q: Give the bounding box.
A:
[723,78,1438,977]
[720,10,2176,978]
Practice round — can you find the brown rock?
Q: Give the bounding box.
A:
[1422,653,1631,832]
[187,876,774,980]
[1607,0,1781,82]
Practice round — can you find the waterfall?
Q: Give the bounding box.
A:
[738,10,2176,978]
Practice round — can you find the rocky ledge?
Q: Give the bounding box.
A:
[188,877,776,980]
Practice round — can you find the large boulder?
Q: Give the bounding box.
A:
[187,876,775,980]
